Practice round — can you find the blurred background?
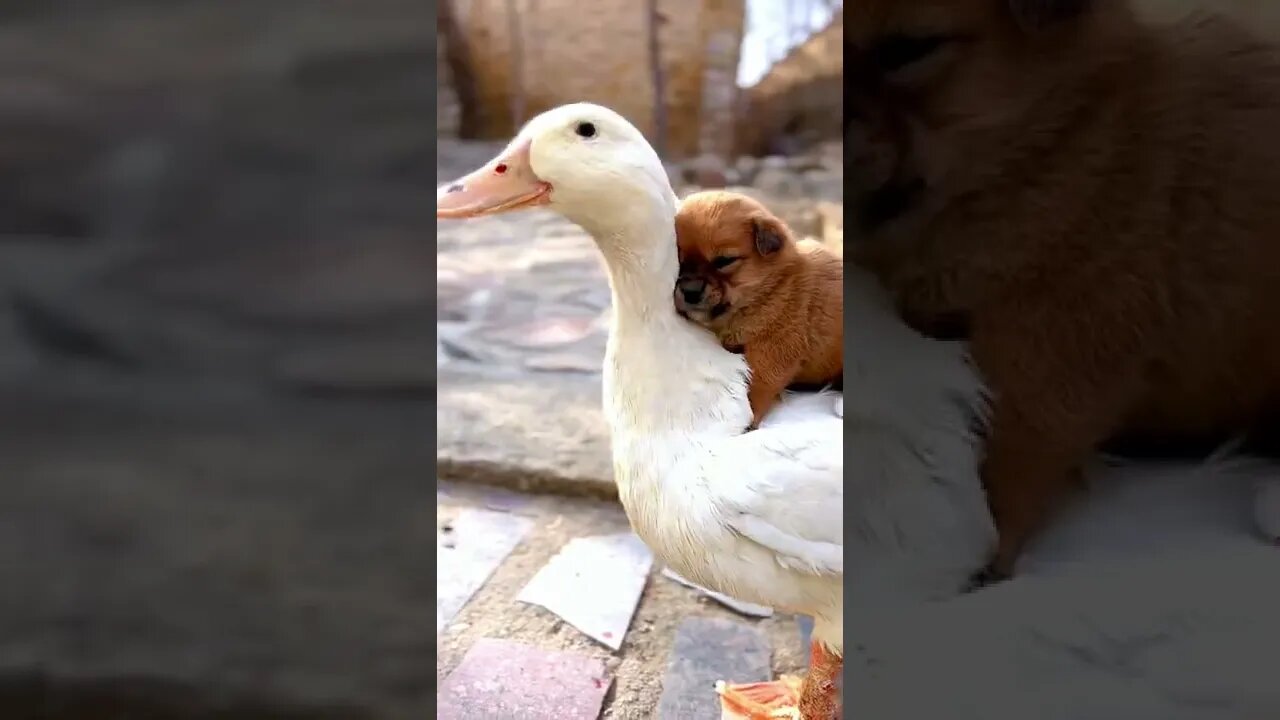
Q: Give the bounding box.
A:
[0,2,433,718]
[439,0,843,158]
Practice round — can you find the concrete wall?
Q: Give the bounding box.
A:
[449,0,744,158]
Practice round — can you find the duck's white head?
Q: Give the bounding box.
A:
[437,103,677,242]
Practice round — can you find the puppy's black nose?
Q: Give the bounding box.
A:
[678,279,705,305]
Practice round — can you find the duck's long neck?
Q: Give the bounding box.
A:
[575,195,682,322]
[600,236,681,328]
[573,197,750,439]
[590,202,699,352]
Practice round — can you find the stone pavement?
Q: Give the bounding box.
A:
[435,483,813,720]
[435,206,616,496]
[435,139,844,498]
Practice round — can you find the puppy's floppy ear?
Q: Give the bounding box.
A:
[1008,0,1090,31]
[751,216,786,256]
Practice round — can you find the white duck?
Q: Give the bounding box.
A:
[437,103,994,719]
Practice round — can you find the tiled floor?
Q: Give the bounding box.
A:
[435,483,811,720]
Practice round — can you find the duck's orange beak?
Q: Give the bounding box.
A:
[437,137,552,219]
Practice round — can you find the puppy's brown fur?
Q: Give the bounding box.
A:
[674,191,843,428]
[848,0,1280,577]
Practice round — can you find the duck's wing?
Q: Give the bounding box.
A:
[708,423,843,576]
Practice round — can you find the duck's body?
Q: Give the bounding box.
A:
[612,390,844,619]
[437,103,993,719]
[607,342,845,640]
[585,186,844,637]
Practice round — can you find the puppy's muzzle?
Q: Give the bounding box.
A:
[677,278,707,306]
[674,277,730,322]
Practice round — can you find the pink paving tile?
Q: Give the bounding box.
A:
[486,316,599,350]
[437,638,612,720]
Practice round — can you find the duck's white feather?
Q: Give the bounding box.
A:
[711,400,844,576]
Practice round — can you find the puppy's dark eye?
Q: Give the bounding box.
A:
[869,34,950,73]
[711,256,739,270]
[575,122,597,138]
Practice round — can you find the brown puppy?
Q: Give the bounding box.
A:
[848,0,1280,579]
[674,191,843,429]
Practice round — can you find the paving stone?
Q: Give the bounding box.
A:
[437,508,534,633]
[473,486,536,513]
[657,617,772,720]
[484,315,599,351]
[437,323,497,364]
[436,483,534,514]
[524,352,603,375]
[661,567,774,618]
[436,368,615,498]
[517,532,653,651]
[798,615,815,667]
[437,638,611,720]
[553,285,612,312]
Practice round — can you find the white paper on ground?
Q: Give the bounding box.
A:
[517,532,654,651]
[661,567,774,618]
[437,508,535,633]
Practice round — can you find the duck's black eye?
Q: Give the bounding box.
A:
[868,34,949,73]
[711,256,739,270]
[575,121,597,138]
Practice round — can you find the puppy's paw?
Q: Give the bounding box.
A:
[1254,479,1280,544]
[833,396,843,419]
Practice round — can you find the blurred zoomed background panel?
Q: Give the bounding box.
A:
[0,1,434,718]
